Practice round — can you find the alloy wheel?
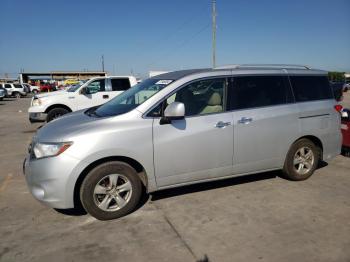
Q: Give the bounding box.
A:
[93,174,132,212]
[293,146,315,175]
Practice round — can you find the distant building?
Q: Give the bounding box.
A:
[0,78,17,84]
[149,71,169,78]
[19,71,107,84]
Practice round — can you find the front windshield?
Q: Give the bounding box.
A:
[67,80,87,92]
[94,78,173,117]
[67,83,82,92]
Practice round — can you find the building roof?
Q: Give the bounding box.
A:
[20,71,107,76]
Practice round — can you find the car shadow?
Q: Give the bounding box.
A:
[53,162,330,217]
[317,160,328,169]
[54,207,87,216]
[151,171,279,201]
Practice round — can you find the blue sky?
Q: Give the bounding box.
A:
[0,0,349,78]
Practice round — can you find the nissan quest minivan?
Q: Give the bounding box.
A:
[23,65,342,220]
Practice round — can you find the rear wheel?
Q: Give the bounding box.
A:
[46,107,69,122]
[80,161,142,220]
[282,139,320,181]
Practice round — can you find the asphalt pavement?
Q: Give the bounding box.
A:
[0,94,349,262]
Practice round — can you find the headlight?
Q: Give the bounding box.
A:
[33,142,72,159]
[32,98,42,106]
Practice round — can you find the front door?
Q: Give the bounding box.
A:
[152,78,234,187]
[75,79,108,110]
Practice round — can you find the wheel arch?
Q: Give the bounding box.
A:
[45,104,72,114]
[291,135,323,160]
[73,156,148,209]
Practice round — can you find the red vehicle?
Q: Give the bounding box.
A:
[341,108,350,156]
[40,83,56,92]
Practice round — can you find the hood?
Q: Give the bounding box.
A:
[35,109,104,142]
[36,90,66,98]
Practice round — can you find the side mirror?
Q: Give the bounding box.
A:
[160,102,185,124]
[80,87,90,95]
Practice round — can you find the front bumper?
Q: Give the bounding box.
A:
[23,153,81,209]
[29,112,47,123]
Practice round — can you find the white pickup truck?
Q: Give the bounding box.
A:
[28,76,137,123]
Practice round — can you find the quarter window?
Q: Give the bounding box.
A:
[289,76,333,102]
[164,78,226,116]
[111,78,131,91]
[228,76,292,110]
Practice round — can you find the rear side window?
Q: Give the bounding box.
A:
[290,76,333,102]
[228,76,292,110]
[14,84,22,88]
[111,78,131,91]
[5,84,11,89]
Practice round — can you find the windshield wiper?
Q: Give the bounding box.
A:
[85,107,100,117]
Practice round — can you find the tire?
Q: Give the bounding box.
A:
[80,161,142,220]
[13,92,21,99]
[46,107,69,122]
[282,138,320,181]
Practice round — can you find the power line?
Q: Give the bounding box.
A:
[146,22,211,69]
[212,0,217,68]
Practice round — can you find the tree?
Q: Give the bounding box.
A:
[328,71,345,82]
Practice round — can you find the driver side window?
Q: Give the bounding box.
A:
[86,79,105,94]
[166,78,226,116]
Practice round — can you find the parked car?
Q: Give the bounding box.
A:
[330,81,345,101]
[341,108,350,156]
[343,82,350,92]
[40,83,56,92]
[28,76,138,122]
[0,86,7,100]
[23,65,342,220]
[23,83,40,94]
[64,79,79,85]
[0,83,27,98]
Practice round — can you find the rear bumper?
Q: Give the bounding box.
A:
[29,112,47,123]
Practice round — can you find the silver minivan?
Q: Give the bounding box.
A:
[23,65,342,220]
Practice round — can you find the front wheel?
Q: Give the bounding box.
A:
[80,161,142,220]
[282,138,320,181]
[46,107,69,122]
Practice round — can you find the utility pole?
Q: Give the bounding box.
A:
[212,0,217,68]
[101,55,105,72]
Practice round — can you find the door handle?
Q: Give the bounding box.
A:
[238,117,253,124]
[215,121,232,128]
[103,94,109,99]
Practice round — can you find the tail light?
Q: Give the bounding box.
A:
[334,104,343,113]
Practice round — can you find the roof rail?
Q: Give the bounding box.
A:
[215,64,311,70]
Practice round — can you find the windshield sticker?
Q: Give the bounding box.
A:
[155,80,173,85]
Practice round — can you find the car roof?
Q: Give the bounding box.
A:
[152,65,327,81]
